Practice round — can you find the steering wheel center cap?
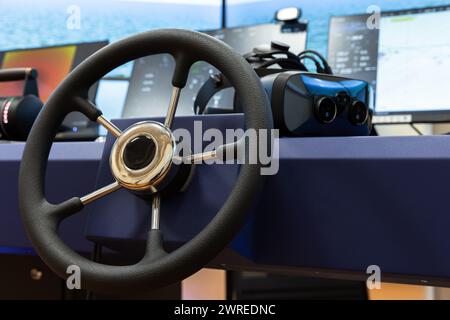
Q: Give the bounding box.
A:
[110,121,175,191]
[123,135,157,170]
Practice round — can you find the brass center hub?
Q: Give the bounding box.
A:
[110,121,175,192]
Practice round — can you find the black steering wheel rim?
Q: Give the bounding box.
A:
[19,29,273,294]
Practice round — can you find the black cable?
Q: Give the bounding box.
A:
[258,57,306,70]
[253,50,299,61]
[298,55,324,73]
[410,123,423,135]
[298,49,333,74]
[298,49,327,62]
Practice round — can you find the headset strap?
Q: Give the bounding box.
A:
[193,73,232,115]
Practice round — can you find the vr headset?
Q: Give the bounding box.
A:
[195,41,372,137]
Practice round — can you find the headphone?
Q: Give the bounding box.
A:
[194,41,334,115]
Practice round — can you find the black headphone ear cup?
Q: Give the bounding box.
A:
[0,95,43,141]
[349,100,369,126]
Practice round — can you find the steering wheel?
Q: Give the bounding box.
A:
[18,29,273,294]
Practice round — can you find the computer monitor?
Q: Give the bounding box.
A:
[0,41,108,138]
[0,42,107,102]
[328,5,450,123]
[122,23,308,119]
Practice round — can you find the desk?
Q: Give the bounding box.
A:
[0,141,103,253]
[2,116,450,287]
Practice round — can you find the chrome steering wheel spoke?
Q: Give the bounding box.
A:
[143,194,167,262]
[164,86,182,129]
[80,181,122,206]
[151,194,161,230]
[177,140,242,164]
[97,115,122,138]
[72,96,122,138]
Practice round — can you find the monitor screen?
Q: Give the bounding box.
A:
[210,23,307,55]
[376,8,450,113]
[122,23,308,118]
[226,0,449,60]
[328,5,450,122]
[0,42,106,102]
[96,80,130,137]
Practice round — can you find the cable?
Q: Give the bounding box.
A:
[298,49,333,74]
[258,57,307,70]
[298,55,324,73]
[410,123,423,135]
[298,49,327,62]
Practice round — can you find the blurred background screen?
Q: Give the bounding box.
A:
[225,0,450,56]
[1,0,447,54]
[1,0,450,136]
[0,0,221,51]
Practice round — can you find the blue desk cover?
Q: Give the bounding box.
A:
[0,142,103,254]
